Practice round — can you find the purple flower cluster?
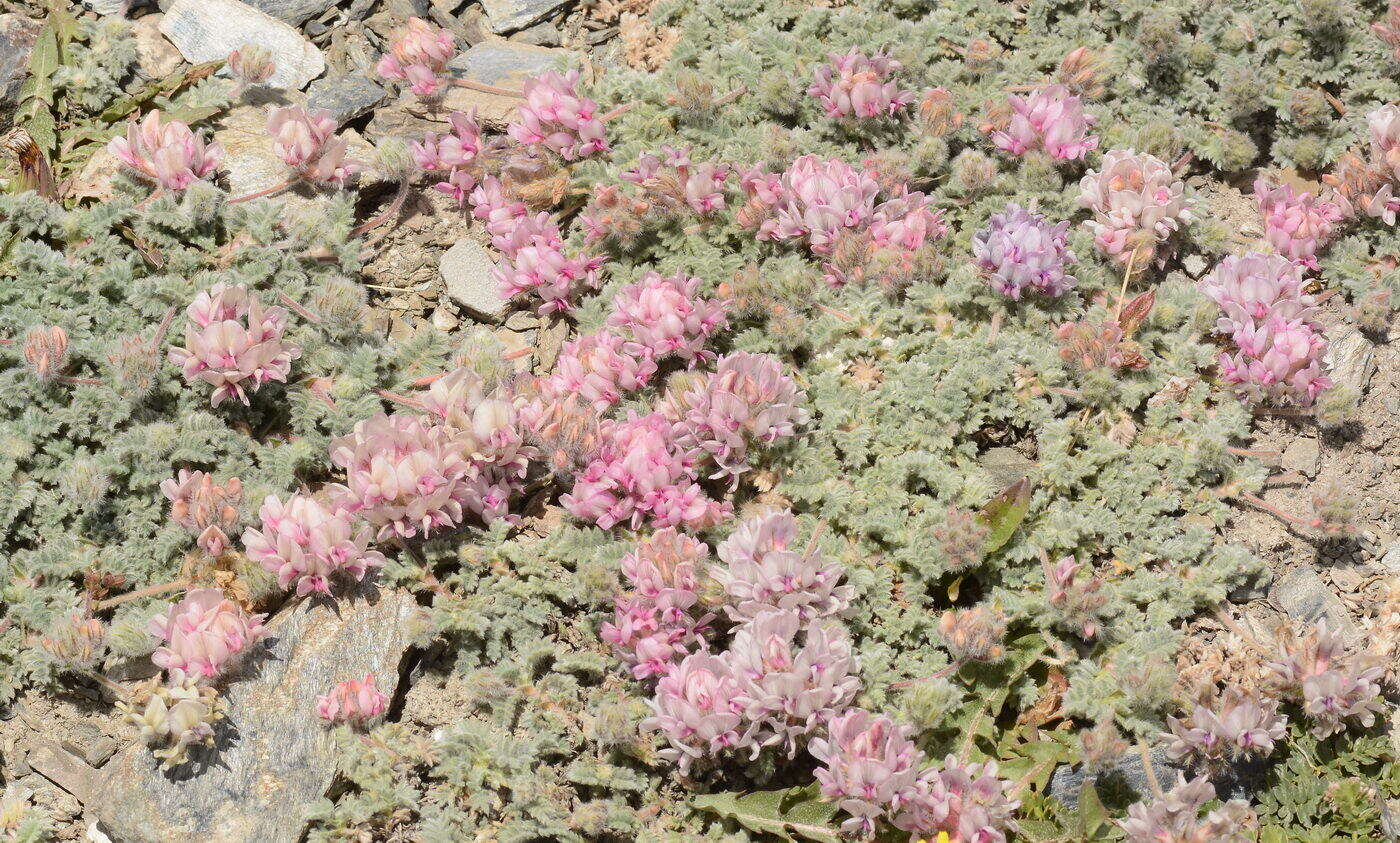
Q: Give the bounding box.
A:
[1078,149,1193,266]
[606,272,730,365]
[806,49,916,120]
[1267,619,1386,738]
[1254,179,1342,271]
[1162,685,1287,768]
[1119,774,1257,843]
[972,203,1077,299]
[990,84,1098,160]
[167,283,302,408]
[1198,252,1332,407]
[601,529,712,680]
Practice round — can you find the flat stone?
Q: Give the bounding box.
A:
[28,741,98,805]
[93,584,418,843]
[1270,566,1362,644]
[1324,327,1375,396]
[0,14,42,130]
[84,737,120,768]
[1049,746,1184,809]
[239,0,337,25]
[1280,436,1320,478]
[480,0,569,34]
[535,316,568,371]
[132,15,183,80]
[441,239,507,322]
[1377,542,1400,574]
[306,75,388,123]
[160,0,325,90]
[509,20,562,47]
[447,40,563,89]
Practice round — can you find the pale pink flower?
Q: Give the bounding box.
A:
[148,588,268,683]
[326,412,474,540]
[241,493,385,596]
[757,155,881,255]
[413,110,483,205]
[507,70,608,160]
[108,111,223,191]
[561,411,729,531]
[1254,179,1342,270]
[1078,149,1193,265]
[316,674,388,725]
[375,17,456,99]
[810,709,925,836]
[894,756,1020,843]
[266,106,359,185]
[714,509,852,622]
[639,652,748,774]
[1216,318,1332,407]
[990,84,1098,160]
[492,237,605,315]
[972,202,1077,299]
[807,48,916,120]
[418,367,533,523]
[468,177,536,250]
[600,529,712,679]
[542,332,657,411]
[160,470,243,557]
[1198,252,1317,341]
[167,283,301,407]
[606,272,730,365]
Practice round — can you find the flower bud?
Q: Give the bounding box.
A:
[228,44,275,90]
[937,605,1006,662]
[23,325,68,382]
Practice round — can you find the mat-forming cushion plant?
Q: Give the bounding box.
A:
[2,1,1398,840]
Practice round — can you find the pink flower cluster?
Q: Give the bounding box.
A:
[1254,179,1342,270]
[160,470,243,557]
[317,674,388,725]
[990,84,1098,160]
[148,588,268,684]
[1044,556,1107,639]
[241,493,386,596]
[1119,774,1257,842]
[328,411,486,541]
[1199,252,1332,406]
[972,202,1077,299]
[1162,685,1287,768]
[413,110,483,205]
[507,69,608,161]
[375,17,457,99]
[806,49,916,120]
[109,111,223,192]
[540,332,658,412]
[419,367,533,524]
[560,410,729,531]
[471,175,605,314]
[1078,149,1193,265]
[580,145,733,244]
[167,283,302,408]
[606,272,730,365]
[740,155,946,285]
[267,106,359,185]
[713,510,851,622]
[810,709,1020,841]
[659,351,808,486]
[600,529,712,680]
[1267,619,1386,738]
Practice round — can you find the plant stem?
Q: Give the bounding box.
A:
[450,77,524,98]
[95,579,186,611]
[350,180,411,240]
[277,292,322,324]
[228,179,296,204]
[889,658,966,690]
[600,102,635,122]
[712,85,748,107]
[1235,491,1311,530]
[1138,741,1165,799]
[1112,248,1140,326]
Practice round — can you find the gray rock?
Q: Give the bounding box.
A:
[94,585,418,843]
[160,0,325,90]
[306,75,388,123]
[1049,746,1183,809]
[535,316,568,371]
[84,737,120,768]
[132,15,183,80]
[447,40,563,89]
[239,0,337,25]
[441,239,507,322]
[480,0,569,34]
[1270,566,1362,644]
[1377,542,1400,574]
[510,20,562,47]
[1280,436,1320,478]
[979,447,1036,488]
[1324,327,1375,396]
[0,14,42,130]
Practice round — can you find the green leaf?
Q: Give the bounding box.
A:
[692,784,842,842]
[977,477,1032,555]
[1076,780,1110,838]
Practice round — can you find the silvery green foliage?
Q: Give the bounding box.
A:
[0,184,447,704]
